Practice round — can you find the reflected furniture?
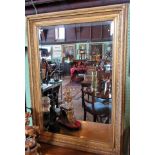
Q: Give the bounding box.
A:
[41,82,62,132]
[47,63,63,81]
[57,63,64,79]
[70,61,87,82]
[83,87,112,122]
[41,79,63,107]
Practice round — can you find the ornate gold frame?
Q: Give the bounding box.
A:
[27,4,128,155]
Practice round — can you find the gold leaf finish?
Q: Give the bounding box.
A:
[27,4,129,155]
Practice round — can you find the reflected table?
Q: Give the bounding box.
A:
[41,79,63,100]
[81,80,111,99]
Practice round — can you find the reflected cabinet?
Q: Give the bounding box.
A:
[27,4,128,155]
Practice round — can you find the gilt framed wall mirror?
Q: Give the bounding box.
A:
[27,4,128,155]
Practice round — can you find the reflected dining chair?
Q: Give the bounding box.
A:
[83,88,112,122]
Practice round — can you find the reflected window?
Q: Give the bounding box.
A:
[38,28,48,41]
[55,26,65,41]
[110,21,114,36]
[38,29,43,41]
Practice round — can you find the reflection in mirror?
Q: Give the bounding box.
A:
[38,21,113,136]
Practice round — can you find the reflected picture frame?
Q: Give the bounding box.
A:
[90,43,103,61]
[62,44,75,62]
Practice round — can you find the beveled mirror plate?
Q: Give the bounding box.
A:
[27,4,128,155]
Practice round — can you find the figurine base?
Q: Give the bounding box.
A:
[58,119,81,130]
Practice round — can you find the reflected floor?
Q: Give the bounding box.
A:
[59,76,110,123]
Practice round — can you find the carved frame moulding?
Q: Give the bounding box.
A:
[27,4,128,155]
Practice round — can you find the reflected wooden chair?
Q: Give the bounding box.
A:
[83,88,112,122]
[57,63,64,79]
